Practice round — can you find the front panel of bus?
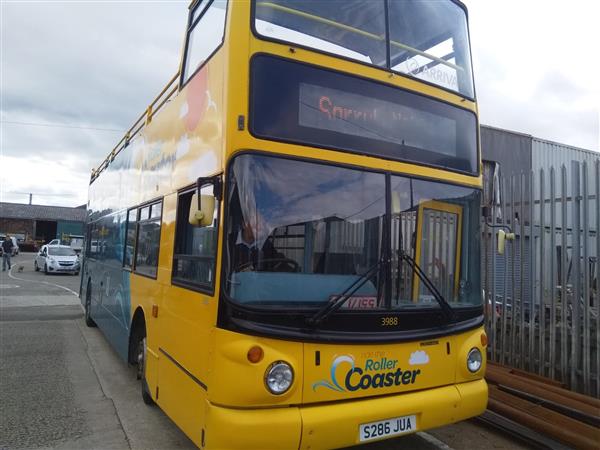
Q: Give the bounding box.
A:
[187,1,486,448]
[208,1,486,448]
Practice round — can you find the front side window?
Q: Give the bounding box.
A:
[172,185,219,291]
[134,201,162,278]
[254,0,474,98]
[224,154,481,324]
[182,0,228,84]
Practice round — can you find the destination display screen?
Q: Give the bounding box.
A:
[299,83,457,158]
[250,55,478,175]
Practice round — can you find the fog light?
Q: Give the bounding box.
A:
[467,348,482,373]
[265,361,293,394]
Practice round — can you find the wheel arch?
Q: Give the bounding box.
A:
[128,307,147,365]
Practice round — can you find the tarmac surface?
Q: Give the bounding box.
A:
[0,252,529,450]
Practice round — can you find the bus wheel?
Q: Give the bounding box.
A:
[135,332,155,406]
[85,281,97,327]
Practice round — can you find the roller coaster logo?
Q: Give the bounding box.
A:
[312,354,422,392]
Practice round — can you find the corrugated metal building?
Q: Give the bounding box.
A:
[481,125,533,176]
[532,138,599,178]
[482,125,598,225]
[481,124,598,184]
[481,125,599,309]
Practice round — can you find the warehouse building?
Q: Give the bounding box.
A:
[481,125,598,183]
[480,125,599,307]
[0,202,87,247]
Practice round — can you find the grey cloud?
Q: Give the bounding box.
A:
[478,86,598,151]
[2,2,184,127]
[2,1,187,176]
[534,72,588,104]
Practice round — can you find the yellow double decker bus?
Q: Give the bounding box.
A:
[82,1,487,448]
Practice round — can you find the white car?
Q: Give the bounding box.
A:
[35,245,80,275]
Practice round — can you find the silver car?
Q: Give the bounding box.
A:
[35,245,80,275]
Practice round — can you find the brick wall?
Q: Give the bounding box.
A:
[0,219,34,239]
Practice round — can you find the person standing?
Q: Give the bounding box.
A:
[2,235,14,271]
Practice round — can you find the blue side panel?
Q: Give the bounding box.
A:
[86,210,132,362]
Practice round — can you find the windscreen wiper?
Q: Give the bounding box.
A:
[399,250,455,321]
[307,259,383,327]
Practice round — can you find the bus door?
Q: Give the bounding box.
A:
[155,180,221,440]
[412,201,463,303]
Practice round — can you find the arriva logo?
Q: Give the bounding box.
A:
[312,354,422,392]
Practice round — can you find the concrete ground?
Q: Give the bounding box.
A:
[0,252,530,450]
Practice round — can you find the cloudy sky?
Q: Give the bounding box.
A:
[1,0,598,207]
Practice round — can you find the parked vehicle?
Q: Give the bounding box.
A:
[48,235,85,254]
[68,235,84,254]
[34,245,80,275]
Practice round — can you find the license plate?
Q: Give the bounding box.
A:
[359,415,417,442]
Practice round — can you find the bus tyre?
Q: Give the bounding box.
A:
[136,334,155,406]
[142,379,154,406]
[85,282,97,327]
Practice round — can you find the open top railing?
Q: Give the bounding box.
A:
[90,71,180,183]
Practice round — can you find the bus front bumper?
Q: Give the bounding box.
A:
[204,378,487,450]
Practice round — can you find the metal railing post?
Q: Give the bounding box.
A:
[581,161,590,395]
[571,161,581,391]
[539,168,546,375]
[519,173,526,369]
[510,175,517,367]
[549,167,557,379]
[529,170,536,373]
[560,165,568,383]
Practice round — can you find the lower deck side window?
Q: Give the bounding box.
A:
[134,201,162,278]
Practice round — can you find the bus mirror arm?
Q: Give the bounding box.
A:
[195,175,223,202]
[189,175,223,227]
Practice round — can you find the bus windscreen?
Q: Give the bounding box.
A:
[250,55,478,175]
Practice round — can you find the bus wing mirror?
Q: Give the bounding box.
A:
[189,193,215,227]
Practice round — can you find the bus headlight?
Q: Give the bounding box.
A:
[265,361,293,395]
[467,348,482,373]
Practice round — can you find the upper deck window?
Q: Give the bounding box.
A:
[254,0,474,98]
[182,0,227,85]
